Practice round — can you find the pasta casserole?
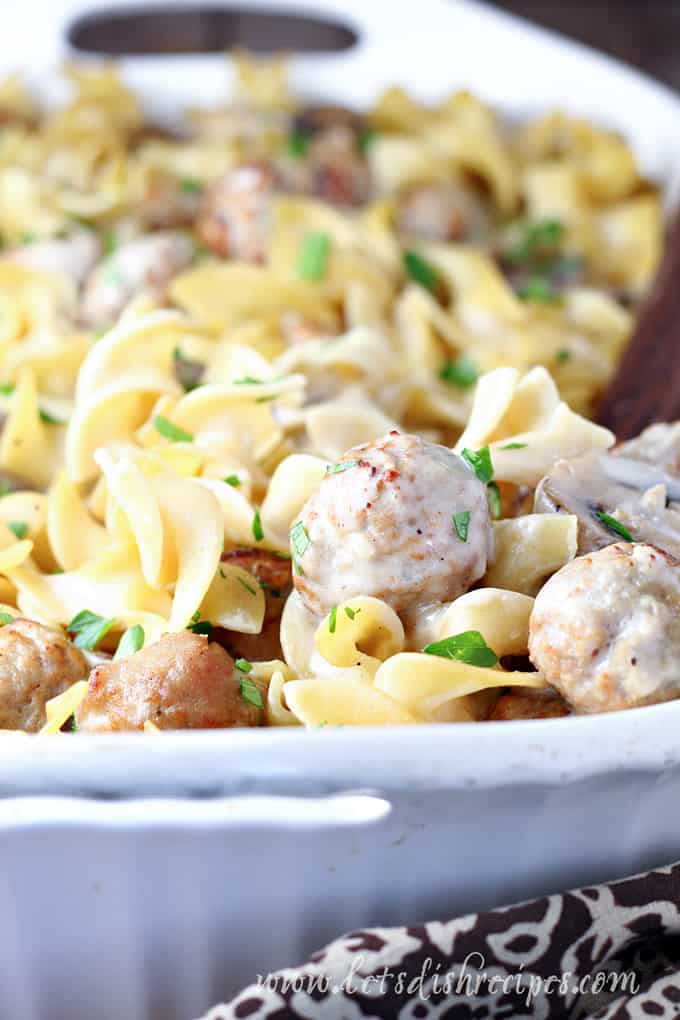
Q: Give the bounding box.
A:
[0,55,670,733]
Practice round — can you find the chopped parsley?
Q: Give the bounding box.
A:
[487,481,502,519]
[154,415,193,443]
[102,230,117,256]
[296,231,331,281]
[187,610,213,637]
[517,277,561,303]
[68,609,116,651]
[20,232,35,245]
[595,512,633,542]
[235,657,252,673]
[113,624,145,660]
[423,629,499,668]
[328,606,338,634]
[0,481,10,498]
[452,511,470,542]
[237,576,257,597]
[180,177,202,194]
[344,606,361,621]
[233,375,264,385]
[556,349,571,363]
[505,218,564,266]
[0,383,15,395]
[402,250,439,293]
[39,408,64,425]
[326,460,359,475]
[439,355,478,389]
[286,131,309,159]
[0,611,14,625]
[252,509,264,543]
[499,442,527,450]
[224,474,241,487]
[240,676,264,708]
[290,521,310,560]
[461,446,493,484]
[358,127,376,154]
[7,520,27,540]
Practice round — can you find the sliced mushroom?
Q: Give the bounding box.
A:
[534,422,680,556]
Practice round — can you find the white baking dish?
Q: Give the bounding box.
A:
[3,2,680,1018]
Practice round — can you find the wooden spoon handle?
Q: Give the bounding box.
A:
[597,209,680,439]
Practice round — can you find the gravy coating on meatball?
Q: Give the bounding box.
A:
[291,431,493,617]
[529,542,680,714]
[0,619,89,732]
[489,688,571,721]
[75,631,264,732]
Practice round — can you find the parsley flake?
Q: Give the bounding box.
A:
[487,481,502,519]
[557,349,571,363]
[252,510,264,543]
[224,474,241,487]
[290,521,310,560]
[517,277,561,303]
[7,520,27,540]
[235,658,252,673]
[154,415,193,443]
[461,446,493,484]
[180,177,202,194]
[187,610,213,637]
[344,606,361,621]
[68,609,116,651]
[499,442,527,450]
[439,355,478,389]
[326,460,359,475]
[423,630,499,667]
[402,250,439,292]
[0,611,14,625]
[296,231,331,281]
[595,512,633,542]
[237,576,257,596]
[114,624,145,660]
[286,131,309,159]
[452,511,470,542]
[240,676,264,708]
[328,606,337,634]
[39,408,64,425]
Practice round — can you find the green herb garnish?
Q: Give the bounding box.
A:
[461,446,493,484]
[235,657,252,674]
[439,355,478,389]
[556,349,571,363]
[358,127,376,154]
[452,511,470,542]
[114,624,145,660]
[224,474,241,487]
[487,481,502,519]
[233,376,264,385]
[296,231,331,281]
[237,576,257,597]
[0,383,15,396]
[595,512,633,542]
[180,177,202,194]
[154,415,193,443]
[402,250,439,293]
[0,611,14,625]
[506,218,564,266]
[39,408,64,425]
[423,629,499,668]
[68,609,116,650]
[344,606,361,620]
[328,606,337,634]
[102,230,117,256]
[517,277,560,303]
[286,131,309,159]
[240,676,264,708]
[290,521,310,560]
[326,460,359,475]
[252,510,264,543]
[187,610,213,637]
[499,442,527,450]
[7,520,27,540]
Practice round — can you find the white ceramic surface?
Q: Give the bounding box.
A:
[3,2,680,1018]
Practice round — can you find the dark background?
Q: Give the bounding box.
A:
[493,0,680,90]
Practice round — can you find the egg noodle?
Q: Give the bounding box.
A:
[0,54,661,731]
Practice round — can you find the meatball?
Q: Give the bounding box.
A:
[75,631,264,732]
[80,231,195,327]
[7,230,101,287]
[307,124,371,207]
[489,688,570,721]
[397,181,491,243]
[196,162,276,261]
[292,431,493,616]
[529,542,680,714]
[0,619,89,732]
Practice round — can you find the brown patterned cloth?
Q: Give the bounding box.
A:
[201,862,680,1019]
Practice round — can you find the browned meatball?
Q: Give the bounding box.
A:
[489,688,571,721]
[308,125,371,207]
[196,162,277,261]
[75,631,264,732]
[0,619,89,732]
